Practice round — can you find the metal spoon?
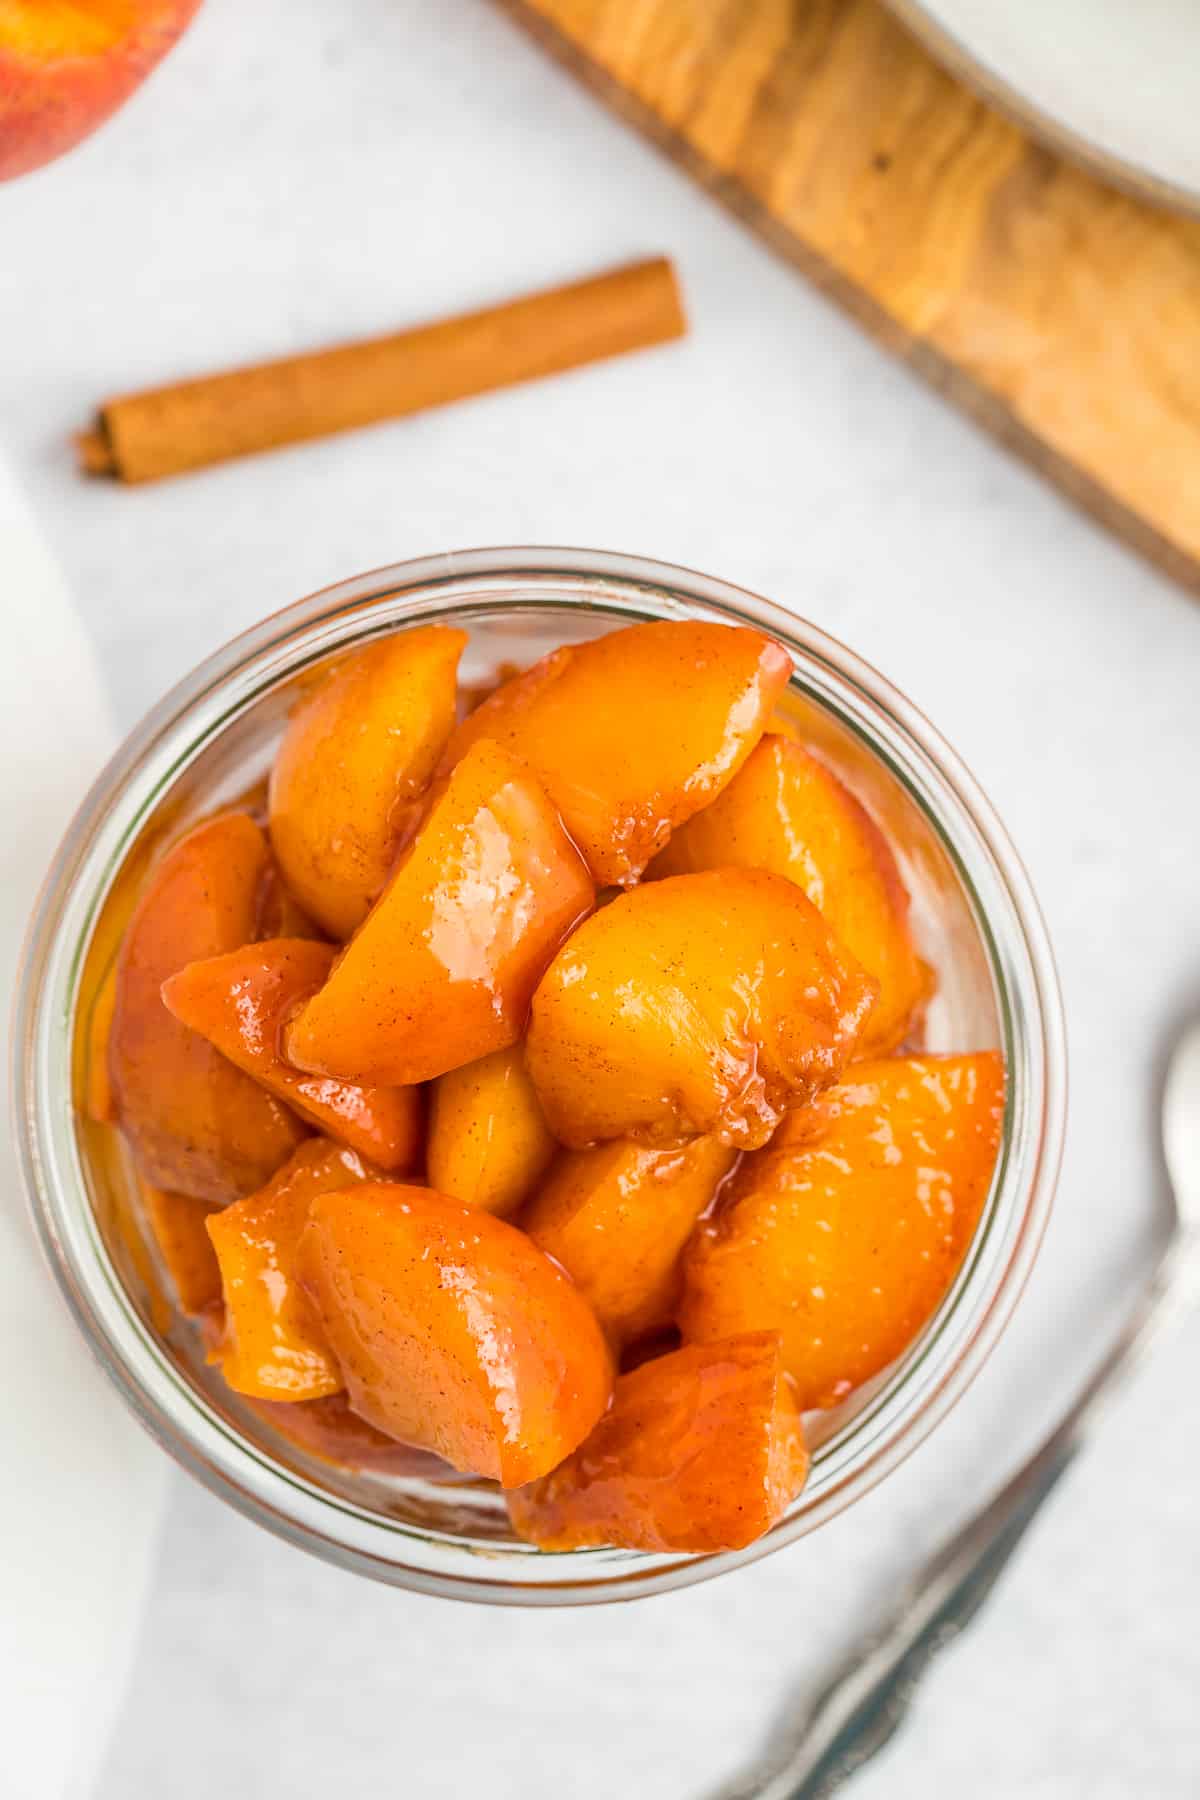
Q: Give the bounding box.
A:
[725,1022,1200,1800]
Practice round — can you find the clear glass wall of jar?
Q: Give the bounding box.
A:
[13,549,1066,1604]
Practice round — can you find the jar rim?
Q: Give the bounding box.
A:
[12,546,1067,1605]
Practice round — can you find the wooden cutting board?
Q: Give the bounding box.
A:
[498,0,1200,596]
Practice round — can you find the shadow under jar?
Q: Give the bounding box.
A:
[13,547,1066,1605]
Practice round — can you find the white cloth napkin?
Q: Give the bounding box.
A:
[0,457,166,1800]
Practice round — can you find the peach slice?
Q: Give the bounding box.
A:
[440,620,791,885]
[269,626,467,939]
[0,0,202,182]
[247,1393,455,1480]
[679,1053,1006,1408]
[84,958,119,1124]
[286,741,594,1087]
[507,1333,807,1553]
[140,1181,222,1318]
[297,1183,613,1485]
[162,938,422,1172]
[206,1138,385,1403]
[651,735,931,1054]
[526,868,877,1150]
[427,1044,556,1218]
[109,814,308,1203]
[521,1136,736,1347]
[256,862,324,942]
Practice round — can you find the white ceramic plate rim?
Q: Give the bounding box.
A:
[886,0,1200,216]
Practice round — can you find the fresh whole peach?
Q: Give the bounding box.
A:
[526,867,877,1149]
[0,1,203,182]
[508,1333,808,1553]
[297,1183,613,1485]
[441,620,791,885]
[679,1053,1006,1408]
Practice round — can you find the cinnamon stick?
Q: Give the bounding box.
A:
[76,257,686,483]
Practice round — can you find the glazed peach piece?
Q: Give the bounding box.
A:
[84,958,119,1124]
[269,627,466,939]
[441,621,791,885]
[109,814,308,1203]
[297,1183,613,1485]
[286,741,594,1087]
[206,1138,385,1402]
[140,1182,222,1317]
[248,1393,456,1480]
[679,1054,1005,1409]
[526,868,877,1150]
[162,939,422,1172]
[521,1136,736,1348]
[508,1334,808,1553]
[256,862,323,941]
[651,735,931,1055]
[427,1044,556,1218]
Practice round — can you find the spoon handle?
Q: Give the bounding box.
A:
[742,1227,1200,1800]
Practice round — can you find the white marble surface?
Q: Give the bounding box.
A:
[3,1,1200,1794]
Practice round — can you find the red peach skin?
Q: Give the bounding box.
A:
[526,868,877,1150]
[285,741,593,1087]
[508,1334,808,1553]
[679,1054,1005,1408]
[109,814,307,1203]
[163,939,422,1172]
[650,735,932,1054]
[297,1183,613,1485]
[440,620,791,885]
[0,1,203,182]
[269,627,467,939]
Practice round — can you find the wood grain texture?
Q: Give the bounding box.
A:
[498,0,1200,595]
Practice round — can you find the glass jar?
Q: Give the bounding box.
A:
[13,548,1066,1605]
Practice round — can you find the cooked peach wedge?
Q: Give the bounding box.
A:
[526,868,877,1150]
[679,1053,1005,1409]
[248,1393,456,1480]
[109,814,308,1203]
[297,1184,613,1485]
[521,1136,735,1348]
[206,1139,385,1402]
[650,735,931,1054]
[140,1182,223,1318]
[286,740,594,1087]
[508,1333,807,1553]
[97,611,1010,1553]
[84,958,119,1124]
[256,861,324,941]
[427,1044,556,1219]
[162,939,422,1173]
[269,626,467,939]
[441,620,791,886]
